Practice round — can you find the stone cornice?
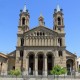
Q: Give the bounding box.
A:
[58,33,66,37]
[16,46,66,51]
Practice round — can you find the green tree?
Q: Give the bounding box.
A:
[61,67,67,78]
[8,70,14,76]
[9,69,21,80]
[50,65,67,80]
[14,69,21,80]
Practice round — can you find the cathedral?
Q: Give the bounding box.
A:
[0,4,77,76]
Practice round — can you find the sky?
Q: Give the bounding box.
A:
[0,0,80,57]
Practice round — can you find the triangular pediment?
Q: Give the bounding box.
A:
[24,26,57,37]
[66,50,77,58]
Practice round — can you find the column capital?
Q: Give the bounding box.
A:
[44,56,47,58]
[35,56,38,58]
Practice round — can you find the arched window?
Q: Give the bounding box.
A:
[40,32,42,36]
[37,32,39,36]
[58,51,63,57]
[58,17,61,25]
[12,66,15,70]
[43,32,45,36]
[22,17,25,25]
[28,53,35,75]
[58,38,62,46]
[21,38,24,46]
[58,28,61,31]
[55,27,56,30]
[20,50,23,57]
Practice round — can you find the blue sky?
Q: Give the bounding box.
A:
[0,0,80,57]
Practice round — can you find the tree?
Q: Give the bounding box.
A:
[50,65,67,80]
[14,69,21,80]
[8,69,21,80]
[61,67,67,78]
[8,70,14,76]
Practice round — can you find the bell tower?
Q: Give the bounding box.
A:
[16,4,30,70]
[53,5,66,47]
[18,4,30,34]
[53,5,64,33]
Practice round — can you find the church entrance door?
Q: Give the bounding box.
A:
[29,53,34,75]
[66,59,74,75]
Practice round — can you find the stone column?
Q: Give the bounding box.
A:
[44,56,47,76]
[23,50,27,73]
[26,56,29,75]
[35,56,38,76]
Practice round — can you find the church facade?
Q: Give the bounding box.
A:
[0,5,77,76]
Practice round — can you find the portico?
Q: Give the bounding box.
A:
[25,51,54,76]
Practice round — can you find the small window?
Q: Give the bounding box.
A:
[12,66,15,70]
[37,32,39,36]
[55,27,56,30]
[58,38,62,46]
[40,32,42,36]
[21,38,24,46]
[20,50,23,57]
[58,17,61,25]
[43,32,45,36]
[58,51,63,57]
[58,28,61,31]
[22,17,25,25]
